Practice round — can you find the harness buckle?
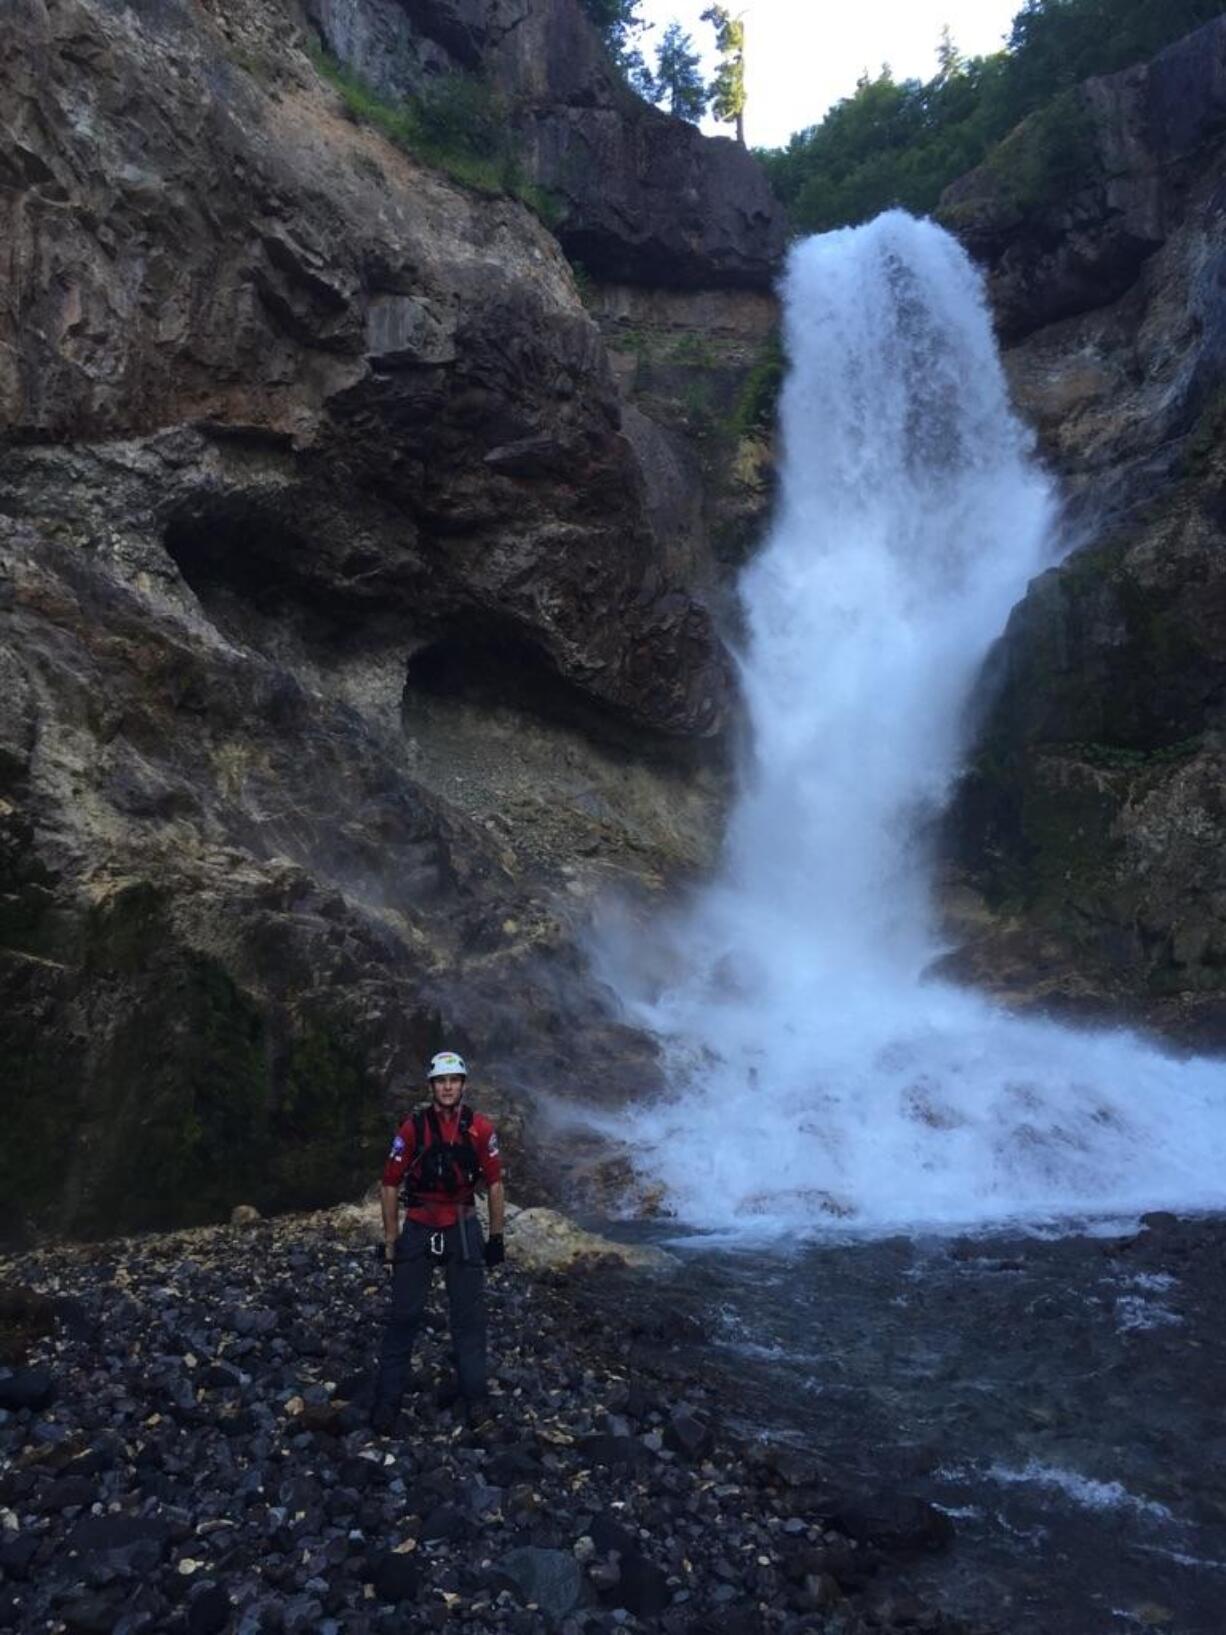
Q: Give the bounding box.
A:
[429,1231,446,1259]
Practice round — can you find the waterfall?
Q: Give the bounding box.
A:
[592,212,1226,1234]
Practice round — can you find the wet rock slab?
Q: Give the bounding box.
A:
[0,1205,979,1635]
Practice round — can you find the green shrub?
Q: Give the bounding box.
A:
[568,258,596,304]
[310,47,558,225]
[732,330,784,436]
[986,89,1097,217]
[759,0,1223,236]
[670,332,716,366]
[679,377,717,430]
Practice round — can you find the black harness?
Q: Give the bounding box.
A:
[400,1104,481,1207]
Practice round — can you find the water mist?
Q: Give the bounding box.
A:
[592,212,1226,1234]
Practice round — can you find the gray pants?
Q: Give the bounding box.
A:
[373,1217,488,1414]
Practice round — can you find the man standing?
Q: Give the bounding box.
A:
[371,1050,505,1435]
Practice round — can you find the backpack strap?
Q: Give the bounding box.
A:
[399,1108,430,1205]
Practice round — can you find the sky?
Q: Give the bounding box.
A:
[637,0,1022,149]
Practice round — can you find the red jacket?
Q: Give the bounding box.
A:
[382,1104,502,1227]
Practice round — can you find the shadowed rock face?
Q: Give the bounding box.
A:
[942,16,1226,341]
[942,30,1226,1044]
[306,0,789,289]
[0,0,762,1237]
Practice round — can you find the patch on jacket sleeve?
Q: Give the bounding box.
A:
[390,1134,406,1157]
[487,1131,499,1158]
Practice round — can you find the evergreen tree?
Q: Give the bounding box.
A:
[759,0,1223,236]
[653,21,708,123]
[702,5,747,145]
[936,25,962,81]
[580,0,655,97]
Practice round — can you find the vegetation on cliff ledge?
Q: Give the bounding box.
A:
[761,0,1223,233]
[311,49,560,224]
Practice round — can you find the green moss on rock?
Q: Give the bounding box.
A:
[2,877,390,1238]
[269,1011,385,1207]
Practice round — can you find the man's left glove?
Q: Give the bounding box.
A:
[484,1234,505,1268]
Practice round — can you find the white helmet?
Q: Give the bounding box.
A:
[428,1050,468,1080]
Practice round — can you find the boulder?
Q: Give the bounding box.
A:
[608,1550,671,1616]
[186,1583,233,1635]
[828,1494,955,1558]
[0,1366,55,1412]
[505,1206,677,1274]
[664,1403,713,1460]
[371,1552,420,1603]
[493,1545,584,1622]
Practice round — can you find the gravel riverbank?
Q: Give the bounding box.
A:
[0,1207,983,1635]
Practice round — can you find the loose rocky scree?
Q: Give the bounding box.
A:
[0,1211,980,1635]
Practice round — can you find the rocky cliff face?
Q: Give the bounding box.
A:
[0,0,785,1237]
[942,18,1226,1046]
[306,0,786,289]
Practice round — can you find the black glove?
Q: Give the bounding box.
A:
[374,1241,396,1270]
[484,1234,505,1268]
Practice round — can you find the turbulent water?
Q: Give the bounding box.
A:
[593,212,1226,1234]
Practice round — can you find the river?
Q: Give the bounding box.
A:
[602,1211,1226,1634]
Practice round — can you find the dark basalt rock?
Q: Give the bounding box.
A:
[0,1533,40,1580]
[493,1545,583,1621]
[829,1494,956,1558]
[419,1501,469,1542]
[664,1402,713,1459]
[587,1509,636,1557]
[0,1365,55,1411]
[186,1582,234,1635]
[576,1432,650,1466]
[0,1208,983,1635]
[37,1473,100,1513]
[371,1551,421,1602]
[608,1549,672,1616]
[60,1590,127,1634]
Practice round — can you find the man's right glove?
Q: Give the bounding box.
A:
[374,1242,396,1271]
[484,1234,505,1268]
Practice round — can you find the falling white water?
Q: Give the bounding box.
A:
[591,212,1226,1234]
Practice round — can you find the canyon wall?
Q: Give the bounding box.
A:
[0,0,783,1236]
[943,17,1226,1047]
[6,0,1225,1239]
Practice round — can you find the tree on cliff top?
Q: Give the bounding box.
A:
[702,4,747,145]
[652,22,708,123]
